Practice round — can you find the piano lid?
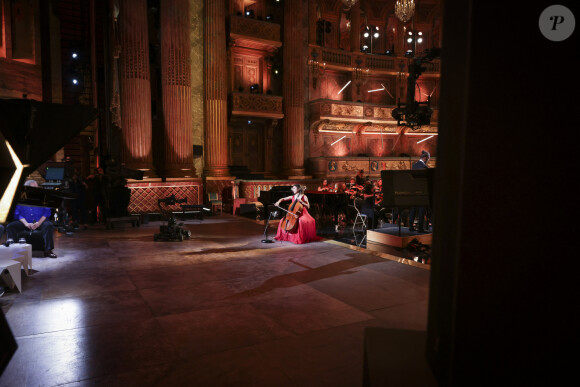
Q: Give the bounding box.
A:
[0,99,99,221]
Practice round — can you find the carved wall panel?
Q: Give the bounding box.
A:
[127,181,202,213]
[231,93,283,117]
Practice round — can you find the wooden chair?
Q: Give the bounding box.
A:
[208,193,223,214]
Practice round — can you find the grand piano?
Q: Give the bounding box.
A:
[306,191,351,229]
[257,186,293,218]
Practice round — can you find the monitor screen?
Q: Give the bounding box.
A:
[45,167,65,181]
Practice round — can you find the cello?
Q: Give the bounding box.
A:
[276,196,304,232]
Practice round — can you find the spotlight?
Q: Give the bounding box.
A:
[373,32,379,38]
[407,37,413,43]
[362,45,369,51]
[385,49,392,55]
[72,78,80,85]
[266,14,272,21]
[245,9,254,17]
[364,32,369,38]
[405,50,414,57]
[417,38,423,43]
[71,52,78,59]
[249,84,259,93]
[337,80,351,95]
[273,69,279,75]
[247,120,252,125]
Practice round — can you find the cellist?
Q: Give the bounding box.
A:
[274,184,320,244]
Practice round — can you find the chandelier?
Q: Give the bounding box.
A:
[341,0,358,9]
[395,0,415,23]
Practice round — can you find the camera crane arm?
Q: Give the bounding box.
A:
[392,48,441,129]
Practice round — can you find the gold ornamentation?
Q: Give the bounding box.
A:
[395,0,415,23]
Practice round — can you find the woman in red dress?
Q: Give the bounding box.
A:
[274,184,320,244]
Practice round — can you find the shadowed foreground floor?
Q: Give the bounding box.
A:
[1,215,430,386]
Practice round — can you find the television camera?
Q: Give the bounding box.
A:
[153,195,192,242]
[392,48,441,129]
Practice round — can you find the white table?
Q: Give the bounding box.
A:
[0,259,22,293]
[0,243,33,276]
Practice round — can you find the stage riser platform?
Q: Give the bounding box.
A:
[367,229,432,248]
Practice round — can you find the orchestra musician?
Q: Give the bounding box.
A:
[355,169,366,187]
[274,184,320,244]
[372,179,390,226]
[346,177,364,196]
[360,181,381,229]
[335,182,347,194]
[317,179,334,192]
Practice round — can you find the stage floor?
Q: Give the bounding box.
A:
[1,214,430,386]
[316,222,432,266]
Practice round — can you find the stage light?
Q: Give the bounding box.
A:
[72,78,80,85]
[416,135,435,144]
[249,84,259,93]
[407,37,413,43]
[71,52,78,59]
[0,141,24,223]
[417,38,423,43]
[245,10,254,17]
[337,80,351,95]
[367,87,385,93]
[266,14,272,21]
[330,136,347,146]
[364,31,369,38]
[247,120,252,125]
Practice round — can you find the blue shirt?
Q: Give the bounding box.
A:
[14,205,52,223]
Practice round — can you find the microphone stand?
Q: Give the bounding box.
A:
[261,210,277,243]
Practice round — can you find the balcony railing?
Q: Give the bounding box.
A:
[230,16,281,48]
[230,93,284,119]
[310,45,440,75]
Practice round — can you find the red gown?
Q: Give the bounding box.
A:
[275,198,321,244]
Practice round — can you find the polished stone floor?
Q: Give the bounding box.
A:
[1,215,430,386]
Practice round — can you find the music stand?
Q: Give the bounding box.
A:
[261,208,278,243]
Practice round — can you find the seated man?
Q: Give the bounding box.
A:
[6,180,57,258]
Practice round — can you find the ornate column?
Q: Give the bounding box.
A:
[203,0,230,177]
[118,0,154,172]
[308,0,317,45]
[350,1,361,53]
[282,0,306,178]
[161,0,194,177]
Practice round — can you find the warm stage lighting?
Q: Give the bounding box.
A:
[416,135,435,144]
[330,136,347,146]
[0,141,24,223]
[337,80,351,95]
